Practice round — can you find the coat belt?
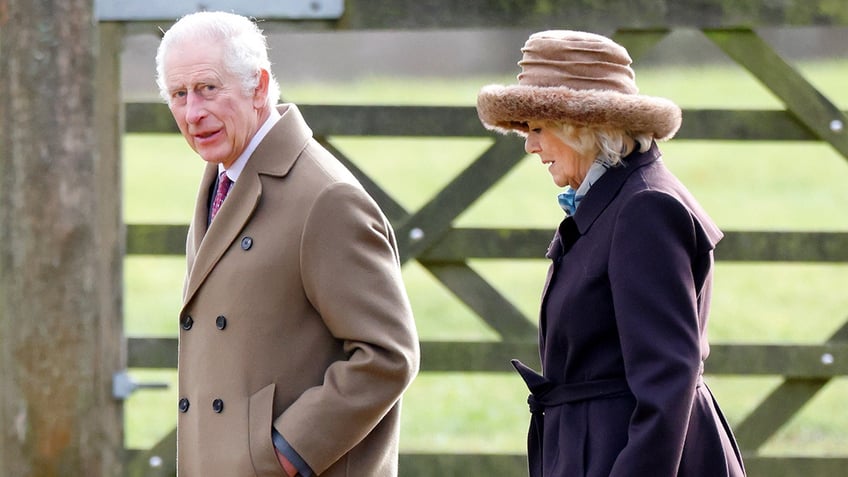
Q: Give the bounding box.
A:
[511,359,630,477]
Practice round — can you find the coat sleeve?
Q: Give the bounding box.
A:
[273,180,420,474]
[606,189,704,476]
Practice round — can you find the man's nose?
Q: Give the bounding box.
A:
[185,91,207,124]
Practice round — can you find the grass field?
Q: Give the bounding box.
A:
[123,59,848,456]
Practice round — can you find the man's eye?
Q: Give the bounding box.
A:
[199,84,218,98]
[172,90,187,99]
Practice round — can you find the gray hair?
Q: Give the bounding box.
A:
[155,11,281,108]
[552,122,653,167]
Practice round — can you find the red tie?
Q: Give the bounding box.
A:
[210,171,233,221]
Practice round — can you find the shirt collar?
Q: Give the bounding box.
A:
[219,107,282,181]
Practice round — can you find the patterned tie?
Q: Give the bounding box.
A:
[210,171,233,222]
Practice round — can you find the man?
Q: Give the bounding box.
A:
[155,11,420,476]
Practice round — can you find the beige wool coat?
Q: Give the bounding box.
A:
[177,104,420,476]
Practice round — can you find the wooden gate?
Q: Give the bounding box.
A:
[103,3,848,475]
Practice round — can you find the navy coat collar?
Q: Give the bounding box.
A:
[573,141,662,234]
[546,142,661,260]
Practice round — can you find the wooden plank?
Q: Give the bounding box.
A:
[613,28,671,62]
[316,137,409,223]
[124,224,848,263]
[120,445,848,477]
[716,231,848,262]
[96,20,128,477]
[733,378,830,452]
[125,102,179,134]
[396,137,526,263]
[124,103,847,141]
[704,28,848,161]
[301,105,488,137]
[127,338,848,376]
[422,263,538,340]
[731,321,848,451]
[679,109,819,141]
[125,225,848,263]
[706,343,848,377]
[418,228,552,260]
[126,103,489,137]
[743,456,848,477]
[417,229,848,262]
[127,338,540,371]
[399,453,526,476]
[126,224,189,255]
[125,428,176,477]
[128,337,178,368]
[335,0,848,30]
[95,1,848,28]
[419,341,540,373]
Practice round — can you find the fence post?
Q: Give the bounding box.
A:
[0,2,125,475]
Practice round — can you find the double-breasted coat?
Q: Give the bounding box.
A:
[177,104,420,476]
[518,143,745,476]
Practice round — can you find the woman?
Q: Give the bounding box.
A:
[476,30,746,477]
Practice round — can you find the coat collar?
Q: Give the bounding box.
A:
[572,141,661,234]
[545,142,661,261]
[182,104,312,305]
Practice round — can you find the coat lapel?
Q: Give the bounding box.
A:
[183,166,262,304]
[181,104,312,307]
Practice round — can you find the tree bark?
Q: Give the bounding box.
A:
[0,0,124,475]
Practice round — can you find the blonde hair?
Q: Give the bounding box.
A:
[551,122,653,167]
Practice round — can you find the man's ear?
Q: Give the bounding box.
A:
[253,69,270,108]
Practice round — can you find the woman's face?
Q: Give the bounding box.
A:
[525,122,594,189]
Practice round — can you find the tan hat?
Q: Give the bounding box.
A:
[476,30,682,140]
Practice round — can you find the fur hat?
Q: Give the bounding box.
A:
[476,30,682,140]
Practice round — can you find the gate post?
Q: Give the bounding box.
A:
[0,2,125,475]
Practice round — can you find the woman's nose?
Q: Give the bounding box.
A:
[525,136,540,154]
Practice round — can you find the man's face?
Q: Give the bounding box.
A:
[164,41,264,168]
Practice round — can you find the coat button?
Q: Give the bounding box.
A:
[181,315,193,330]
[241,236,253,250]
[179,398,190,413]
[212,398,224,413]
[215,315,227,330]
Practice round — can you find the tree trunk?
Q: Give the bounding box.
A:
[0,0,125,475]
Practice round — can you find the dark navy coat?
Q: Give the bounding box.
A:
[526,143,745,476]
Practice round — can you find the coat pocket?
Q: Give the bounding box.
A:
[248,382,286,477]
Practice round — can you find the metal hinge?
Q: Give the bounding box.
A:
[112,370,169,400]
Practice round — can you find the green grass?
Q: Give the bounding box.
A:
[123,59,848,456]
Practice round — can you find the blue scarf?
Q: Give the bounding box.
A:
[557,162,609,215]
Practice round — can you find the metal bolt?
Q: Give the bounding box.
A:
[821,353,834,365]
[409,228,424,241]
[310,1,322,12]
[830,119,844,133]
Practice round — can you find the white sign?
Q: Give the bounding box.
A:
[95,0,344,21]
